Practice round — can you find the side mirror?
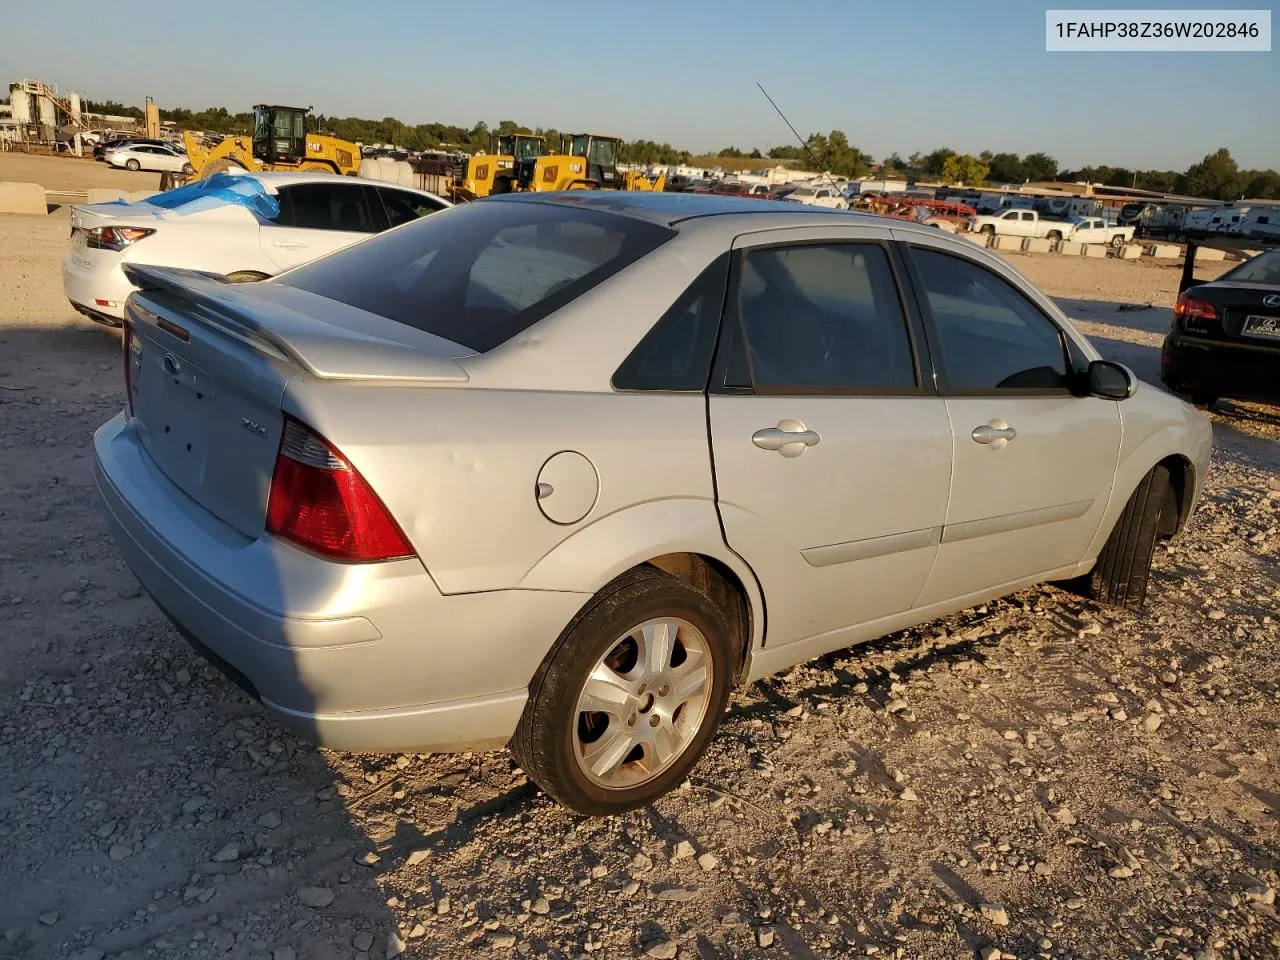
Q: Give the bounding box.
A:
[1087,359,1136,400]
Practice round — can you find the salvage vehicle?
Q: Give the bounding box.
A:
[969,208,1061,241]
[1160,245,1280,408]
[64,171,449,326]
[1061,216,1135,247]
[93,193,1212,816]
[105,142,193,176]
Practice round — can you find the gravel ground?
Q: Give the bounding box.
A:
[1,182,1277,960]
[0,152,162,196]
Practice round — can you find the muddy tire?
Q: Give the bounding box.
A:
[1087,464,1174,611]
[510,566,735,816]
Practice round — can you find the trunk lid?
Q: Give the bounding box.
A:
[123,265,471,538]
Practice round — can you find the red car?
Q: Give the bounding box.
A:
[696,181,776,199]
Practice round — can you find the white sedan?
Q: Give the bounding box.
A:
[105,142,193,175]
[63,171,452,325]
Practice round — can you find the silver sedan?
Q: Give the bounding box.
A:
[93,192,1213,815]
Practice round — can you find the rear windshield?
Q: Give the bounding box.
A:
[1221,248,1280,285]
[276,199,675,352]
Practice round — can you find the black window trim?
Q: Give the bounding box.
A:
[899,241,1086,399]
[709,237,936,399]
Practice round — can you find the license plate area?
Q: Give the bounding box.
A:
[137,349,218,493]
[1241,314,1280,342]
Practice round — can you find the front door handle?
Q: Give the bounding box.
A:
[273,239,308,250]
[971,419,1017,448]
[752,419,821,458]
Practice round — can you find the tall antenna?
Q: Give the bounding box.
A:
[756,82,847,199]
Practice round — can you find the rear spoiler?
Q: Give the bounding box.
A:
[121,264,469,384]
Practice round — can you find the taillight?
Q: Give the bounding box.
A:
[87,225,155,251]
[1172,293,1213,335]
[122,319,141,416]
[266,417,414,563]
[1174,292,1218,321]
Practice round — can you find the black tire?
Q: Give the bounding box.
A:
[181,162,194,176]
[125,159,140,171]
[980,225,995,236]
[1047,230,1062,242]
[1087,464,1173,611]
[1110,234,1125,248]
[1187,392,1217,409]
[511,566,736,816]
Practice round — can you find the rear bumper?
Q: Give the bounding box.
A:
[62,251,133,321]
[93,413,589,753]
[1161,332,1280,405]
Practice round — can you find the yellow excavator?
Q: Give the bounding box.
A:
[514,133,665,193]
[180,104,360,183]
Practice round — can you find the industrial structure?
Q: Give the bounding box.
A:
[1,78,142,150]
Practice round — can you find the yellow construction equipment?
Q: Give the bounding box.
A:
[180,105,360,182]
[515,134,665,192]
[445,134,544,201]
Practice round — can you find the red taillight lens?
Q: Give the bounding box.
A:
[1174,292,1218,321]
[266,418,414,563]
[88,225,155,251]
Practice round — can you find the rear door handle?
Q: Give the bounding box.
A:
[273,239,308,250]
[971,419,1017,447]
[752,419,821,458]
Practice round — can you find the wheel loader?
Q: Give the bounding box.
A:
[179,104,360,183]
[513,134,666,193]
[445,134,545,201]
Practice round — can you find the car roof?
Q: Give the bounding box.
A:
[481,191,884,229]
[225,170,443,196]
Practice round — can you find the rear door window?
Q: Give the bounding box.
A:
[277,199,674,352]
[377,187,449,229]
[277,183,384,233]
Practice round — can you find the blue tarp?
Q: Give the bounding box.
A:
[107,172,280,220]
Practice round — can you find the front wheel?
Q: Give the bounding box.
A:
[1087,464,1174,611]
[1110,234,1125,248]
[125,159,140,171]
[511,566,735,816]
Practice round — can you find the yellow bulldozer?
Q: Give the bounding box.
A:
[514,134,665,193]
[180,104,360,183]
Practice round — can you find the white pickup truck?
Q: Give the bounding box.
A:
[1062,216,1136,247]
[970,209,1135,246]
[969,208,1061,240]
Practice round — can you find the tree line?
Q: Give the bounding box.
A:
[79,101,1277,201]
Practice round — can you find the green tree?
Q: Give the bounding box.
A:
[1021,152,1059,181]
[925,147,956,176]
[940,153,989,186]
[987,152,1023,183]
[1183,148,1241,200]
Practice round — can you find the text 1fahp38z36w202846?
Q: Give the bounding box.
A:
[93,192,1213,815]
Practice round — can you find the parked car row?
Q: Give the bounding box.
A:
[969,208,1135,246]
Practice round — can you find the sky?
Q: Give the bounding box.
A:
[3,0,1277,170]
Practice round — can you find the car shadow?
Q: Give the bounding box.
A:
[0,322,400,960]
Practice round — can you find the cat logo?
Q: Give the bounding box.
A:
[307,141,321,153]
[569,163,582,173]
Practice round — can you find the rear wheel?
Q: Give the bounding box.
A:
[1086,464,1173,611]
[511,566,735,816]
[1110,234,1125,248]
[181,162,194,176]
[125,159,140,172]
